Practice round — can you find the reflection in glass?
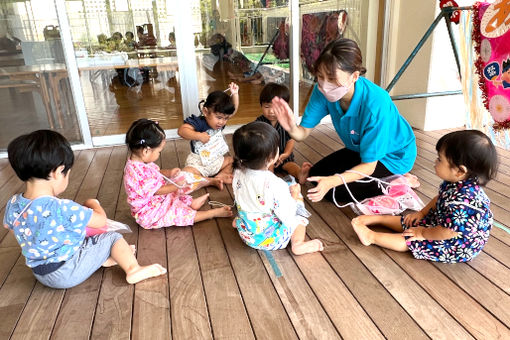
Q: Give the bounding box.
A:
[0,0,81,150]
[195,0,290,127]
[66,0,182,137]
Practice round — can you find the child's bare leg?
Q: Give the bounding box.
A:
[282,162,301,179]
[103,244,136,267]
[191,193,209,210]
[194,206,233,223]
[353,215,403,232]
[215,156,233,184]
[180,167,224,191]
[298,162,313,185]
[351,217,408,252]
[109,238,167,284]
[290,224,323,255]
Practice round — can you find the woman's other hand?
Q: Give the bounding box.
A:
[306,175,339,202]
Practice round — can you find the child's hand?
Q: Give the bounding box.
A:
[289,183,301,200]
[169,168,180,178]
[403,211,424,227]
[402,226,425,242]
[198,132,210,144]
[229,82,239,95]
[275,153,289,167]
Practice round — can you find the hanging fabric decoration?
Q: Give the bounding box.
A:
[473,1,510,130]
[272,20,289,60]
[300,10,347,73]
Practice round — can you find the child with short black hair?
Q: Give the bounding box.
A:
[178,82,239,184]
[352,130,498,263]
[124,119,233,229]
[3,130,166,289]
[232,121,323,255]
[256,82,311,183]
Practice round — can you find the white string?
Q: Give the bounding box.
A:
[208,200,235,208]
[161,174,186,189]
[331,170,393,209]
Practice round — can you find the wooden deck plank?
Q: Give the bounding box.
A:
[211,186,299,339]
[51,147,115,340]
[132,227,171,340]
[91,145,136,340]
[174,139,255,339]
[260,248,341,339]
[291,154,429,340]
[162,140,213,340]
[0,247,20,289]
[293,141,475,339]
[0,256,36,340]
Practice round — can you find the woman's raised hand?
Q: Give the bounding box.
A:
[271,97,296,132]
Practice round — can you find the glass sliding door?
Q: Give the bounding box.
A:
[65,0,183,138]
[194,0,290,126]
[0,0,82,150]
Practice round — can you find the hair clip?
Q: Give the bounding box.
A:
[154,121,159,125]
[138,139,146,145]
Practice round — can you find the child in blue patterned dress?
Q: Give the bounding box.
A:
[3,130,167,289]
[232,121,323,255]
[351,130,498,263]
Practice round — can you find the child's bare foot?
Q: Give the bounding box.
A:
[213,206,233,218]
[208,177,224,191]
[215,173,233,184]
[291,239,323,255]
[351,218,374,246]
[126,264,167,284]
[298,162,313,185]
[103,245,136,267]
[191,193,209,210]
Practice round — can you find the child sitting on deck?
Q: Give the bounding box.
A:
[178,82,239,184]
[352,130,498,263]
[255,82,311,183]
[3,130,167,288]
[123,119,232,229]
[232,121,323,255]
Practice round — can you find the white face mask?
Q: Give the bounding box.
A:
[317,78,351,102]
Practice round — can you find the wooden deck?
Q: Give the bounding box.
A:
[0,125,509,339]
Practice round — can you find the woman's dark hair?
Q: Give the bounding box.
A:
[8,130,74,181]
[199,91,235,115]
[259,82,290,105]
[436,130,498,185]
[233,121,280,170]
[125,118,166,152]
[313,38,367,77]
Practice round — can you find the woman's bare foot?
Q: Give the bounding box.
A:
[291,239,324,255]
[208,177,224,191]
[103,245,136,267]
[213,206,233,218]
[351,218,374,246]
[191,193,210,210]
[298,162,313,185]
[126,263,167,284]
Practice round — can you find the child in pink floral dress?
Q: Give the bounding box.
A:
[124,119,232,229]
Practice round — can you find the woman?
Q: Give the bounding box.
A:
[272,38,416,203]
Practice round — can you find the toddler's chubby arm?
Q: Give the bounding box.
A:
[83,199,107,228]
[178,123,210,144]
[228,82,240,115]
[276,139,295,167]
[289,183,302,201]
[403,195,438,227]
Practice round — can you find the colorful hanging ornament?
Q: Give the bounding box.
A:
[440,0,461,24]
[473,1,510,130]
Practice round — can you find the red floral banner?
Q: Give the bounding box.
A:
[473,1,510,130]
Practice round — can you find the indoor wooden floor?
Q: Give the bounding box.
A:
[0,125,509,339]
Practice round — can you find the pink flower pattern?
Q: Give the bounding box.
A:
[123,160,196,229]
